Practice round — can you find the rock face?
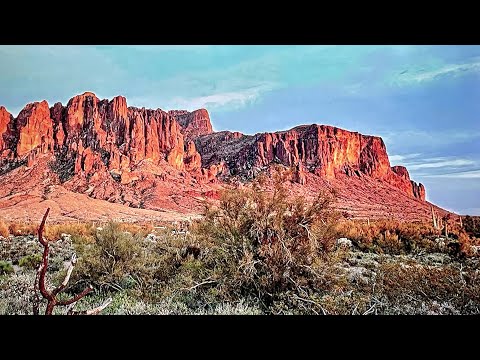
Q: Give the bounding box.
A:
[2,93,205,182]
[57,92,192,175]
[15,101,55,157]
[169,109,213,141]
[195,125,426,200]
[0,106,15,158]
[0,92,426,205]
[391,166,426,201]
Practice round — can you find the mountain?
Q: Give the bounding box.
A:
[0,92,448,222]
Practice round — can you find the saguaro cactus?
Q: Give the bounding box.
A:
[431,207,438,229]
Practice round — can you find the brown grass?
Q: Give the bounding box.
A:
[0,220,9,238]
[8,222,38,236]
[45,222,96,241]
[334,217,474,256]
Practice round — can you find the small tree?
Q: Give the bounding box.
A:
[194,166,340,310]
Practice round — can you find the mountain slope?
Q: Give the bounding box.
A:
[0,92,449,222]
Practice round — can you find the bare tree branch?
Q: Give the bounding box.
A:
[34,208,110,315]
[82,298,113,315]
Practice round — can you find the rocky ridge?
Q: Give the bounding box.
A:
[0,92,436,222]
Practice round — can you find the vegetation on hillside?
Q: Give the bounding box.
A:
[1,168,479,314]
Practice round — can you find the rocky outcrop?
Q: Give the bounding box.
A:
[391,166,426,201]
[169,109,213,140]
[0,106,15,159]
[0,93,426,202]
[412,181,426,201]
[7,101,54,158]
[196,125,425,201]
[0,93,206,183]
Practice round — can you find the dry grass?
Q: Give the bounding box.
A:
[334,218,475,256]
[45,222,96,242]
[8,222,38,236]
[375,261,480,314]
[118,222,155,238]
[0,220,9,238]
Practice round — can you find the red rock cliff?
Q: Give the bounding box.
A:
[0,93,205,183]
[195,125,426,201]
[169,109,213,140]
[0,93,426,201]
[0,106,15,158]
[15,101,55,157]
[391,166,426,201]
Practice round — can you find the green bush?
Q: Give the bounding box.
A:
[0,261,14,275]
[18,253,43,270]
[73,222,147,291]
[190,166,341,312]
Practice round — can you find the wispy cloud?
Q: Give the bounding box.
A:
[391,60,480,86]
[420,169,480,179]
[381,130,480,150]
[389,153,478,177]
[389,153,422,164]
[165,85,272,111]
[407,158,476,171]
[457,207,480,215]
[128,84,276,112]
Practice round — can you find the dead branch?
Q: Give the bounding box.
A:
[362,303,376,315]
[181,278,217,291]
[70,298,113,315]
[34,208,110,315]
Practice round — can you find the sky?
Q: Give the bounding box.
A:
[0,45,479,215]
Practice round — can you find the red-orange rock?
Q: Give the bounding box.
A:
[15,101,54,157]
[0,92,427,209]
[50,102,66,149]
[196,125,425,200]
[170,108,213,140]
[391,166,425,201]
[184,140,202,172]
[0,106,14,157]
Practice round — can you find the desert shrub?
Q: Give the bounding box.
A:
[8,222,37,236]
[0,272,37,314]
[376,261,480,314]
[0,220,9,238]
[18,253,43,270]
[464,215,480,238]
[45,222,96,242]
[0,261,14,275]
[73,222,151,292]
[190,167,341,312]
[374,230,402,254]
[119,223,155,238]
[334,218,466,255]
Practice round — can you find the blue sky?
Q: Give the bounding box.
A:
[0,45,479,214]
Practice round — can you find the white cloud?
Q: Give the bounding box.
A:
[407,158,475,171]
[129,84,276,112]
[389,153,421,164]
[393,60,480,85]
[166,86,270,111]
[420,169,480,179]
